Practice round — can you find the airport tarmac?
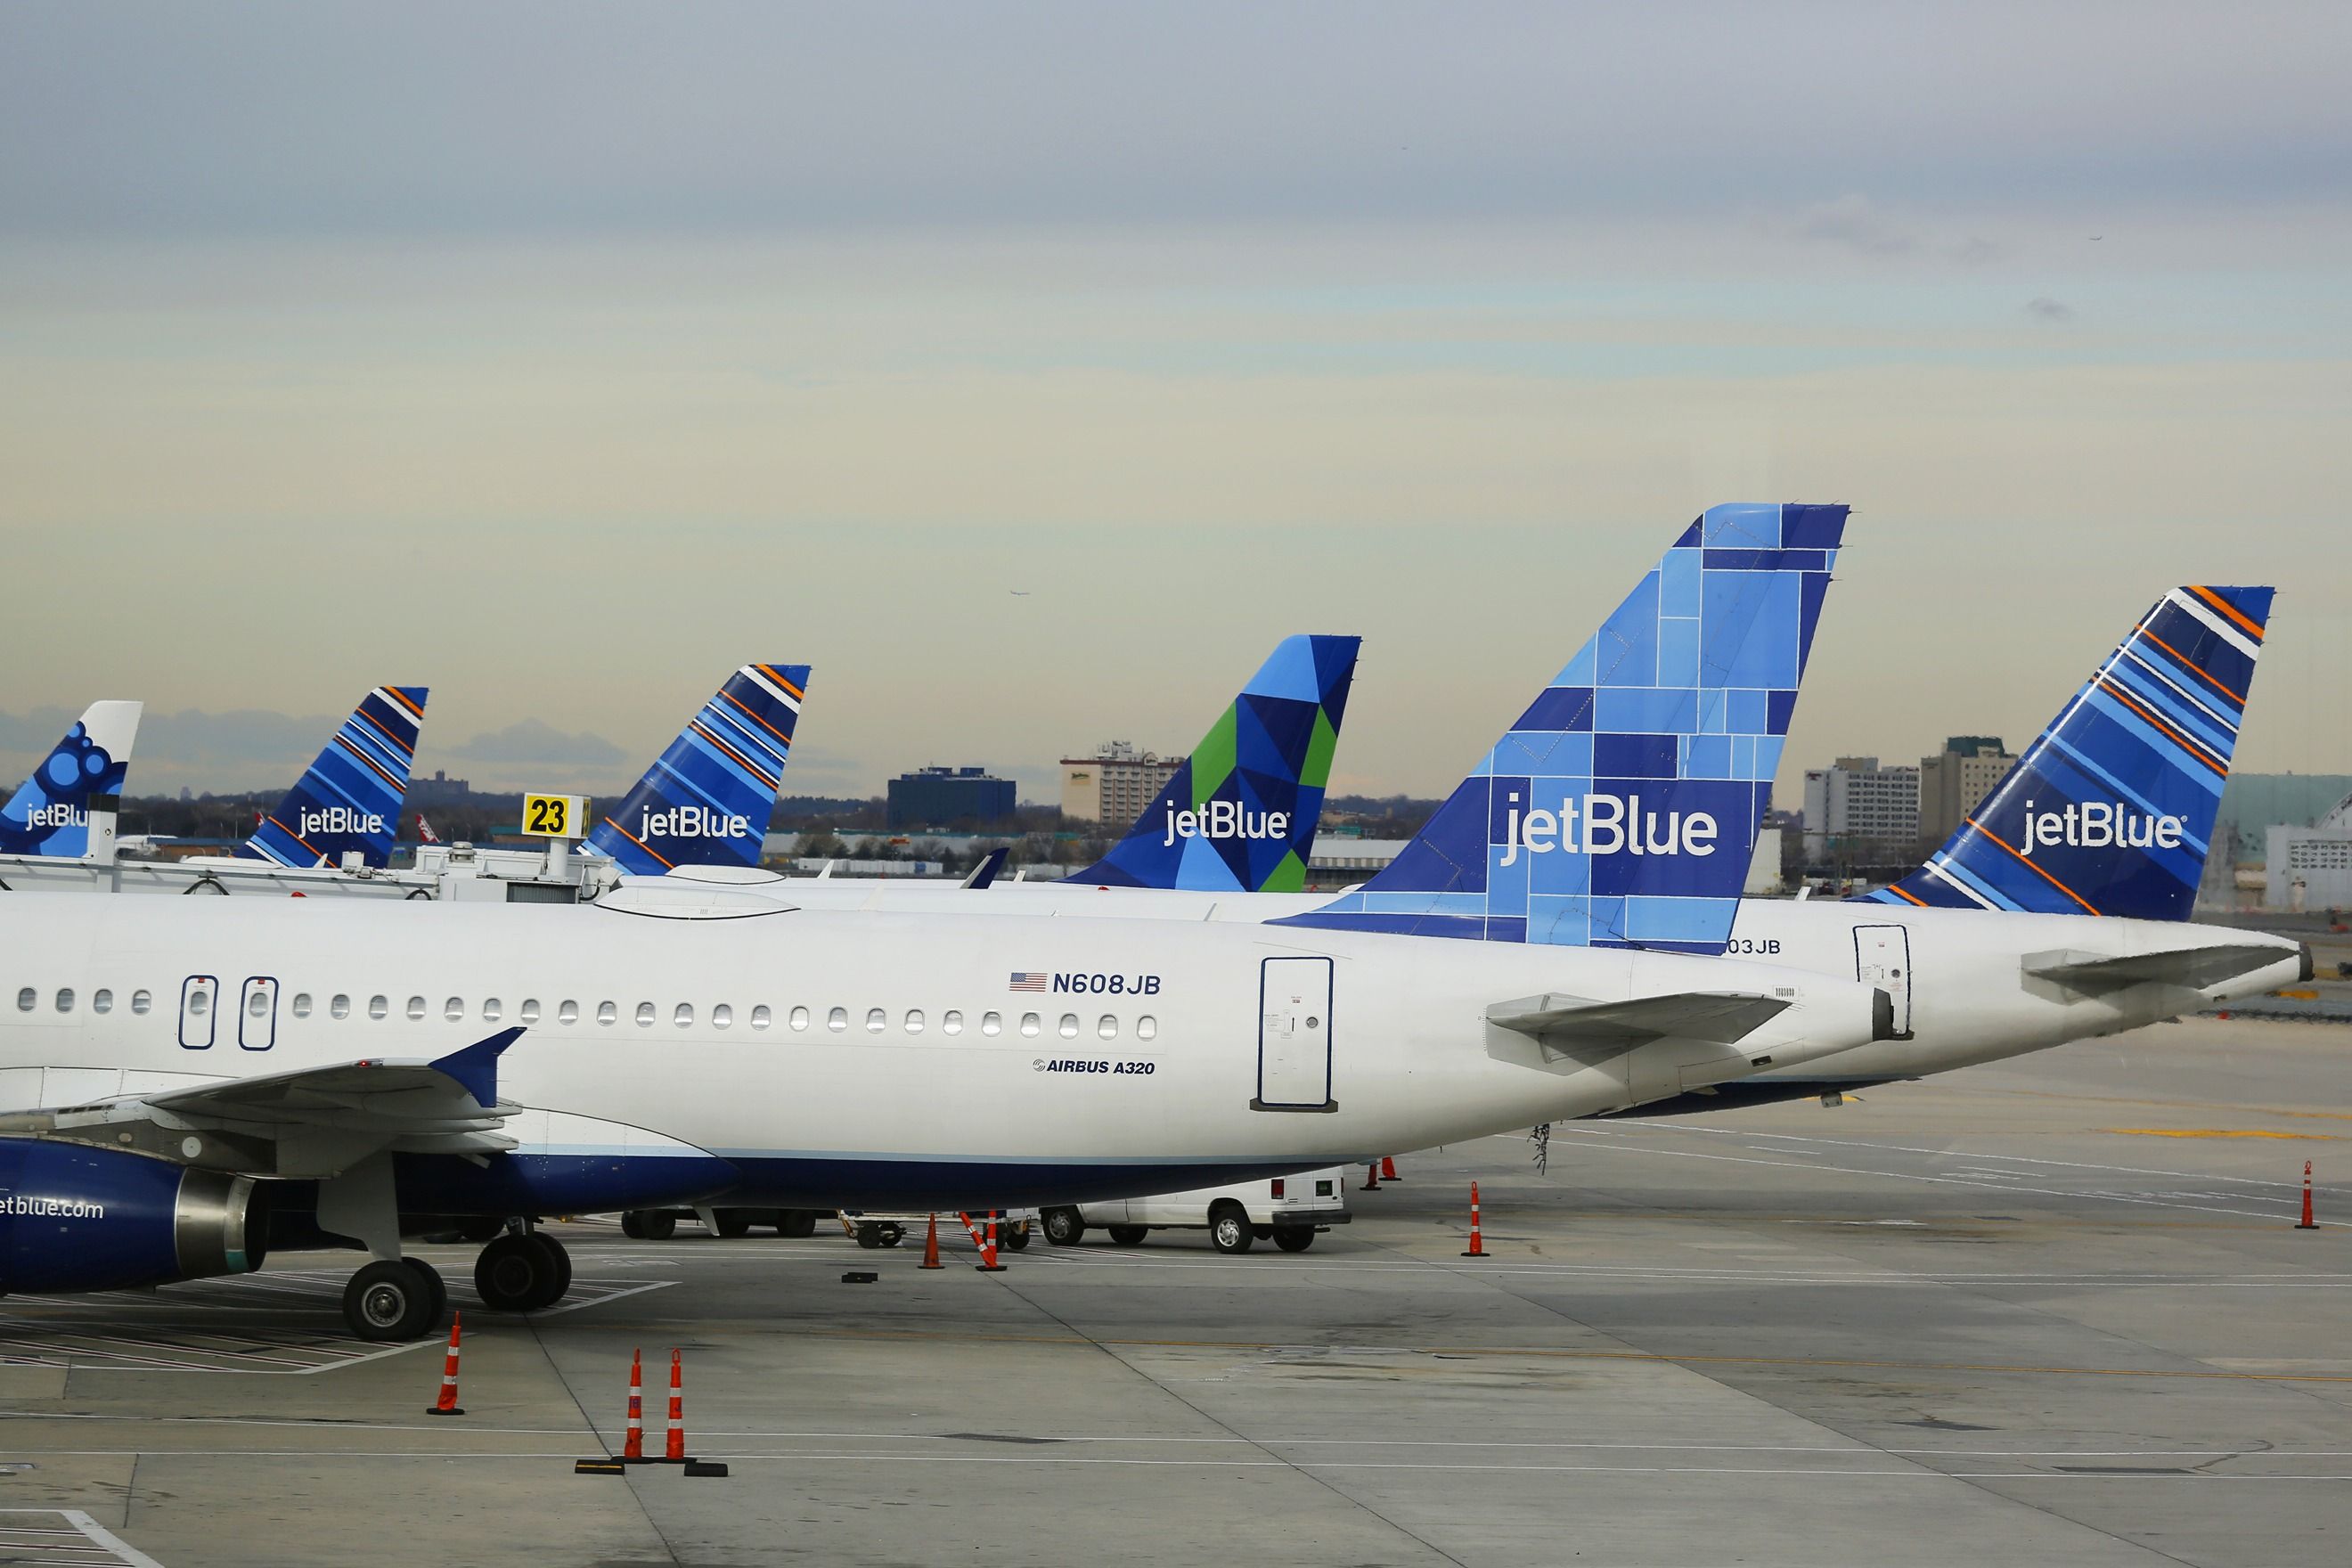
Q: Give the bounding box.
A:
[2,1016,2347,1567]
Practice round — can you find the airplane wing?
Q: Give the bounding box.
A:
[2022,944,2299,992]
[1485,992,1792,1065]
[962,847,1009,890]
[19,1028,524,1178]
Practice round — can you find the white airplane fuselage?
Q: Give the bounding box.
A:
[0,894,1886,1210]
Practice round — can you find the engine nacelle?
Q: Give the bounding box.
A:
[0,1139,266,1295]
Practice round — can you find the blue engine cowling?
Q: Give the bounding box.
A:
[0,1139,266,1296]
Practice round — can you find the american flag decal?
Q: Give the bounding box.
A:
[1009,972,1048,992]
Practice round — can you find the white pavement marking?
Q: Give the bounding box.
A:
[0,1511,165,1568]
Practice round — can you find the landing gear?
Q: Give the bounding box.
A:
[1107,1224,1148,1246]
[1272,1228,1316,1253]
[474,1231,572,1312]
[713,1210,754,1238]
[854,1221,906,1249]
[635,1209,677,1241]
[620,1210,647,1239]
[776,1210,818,1238]
[1041,1207,1085,1246]
[1000,1220,1032,1252]
[343,1259,442,1342]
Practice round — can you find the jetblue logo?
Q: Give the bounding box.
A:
[1161,802,1289,848]
[22,804,86,829]
[642,805,751,840]
[299,807,386,837]
[2019,800,2185,856]
[1497,791,1719,868]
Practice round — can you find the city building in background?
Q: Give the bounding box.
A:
[2265,788,2352,912]
[885,765,1016,830]
[1801,756,1921,858]
[1058,741,1182,829]
[1917,735,2013,843]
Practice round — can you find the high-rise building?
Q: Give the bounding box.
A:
[1058,741,1182,829]
[885,766,1016,829]
[1917,736,2013,844]
[1802,756,1920,857]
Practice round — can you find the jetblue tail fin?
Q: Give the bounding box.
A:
[1866,585,2273,920]
[585,665,809,874]
[1069,635,1360,893]
[1280,504,1850,952]
[0,701,142,858]
[239,687,428,869]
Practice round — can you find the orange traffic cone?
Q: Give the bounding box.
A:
[665,1349,686,1462]
[2300,1161,2319,1229]
[1380,1156,1401,1182]
[425,1311,464,1416]
[919,1213,944,1268]
[1360,1161,1381,1191]
[1460,1182,1487,1258]
[622,1349,646,1461]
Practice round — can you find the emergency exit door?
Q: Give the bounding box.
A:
[1853,925,1913,1038]
[1254,956,1335,1111]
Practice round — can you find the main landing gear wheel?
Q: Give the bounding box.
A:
[408,1257,451,1321]
[475,1233,570,1311]
[1107,1225,1147,1247]
[620,1210,648,1239]
[639,1210,678,1242]
[344,1259,439,1342]
[713,1210,754,1238]
[1272,1228,1316,1254]
[1208,1205,1254,1254]
[1000,1221,1032,1252]
[777,1210,818,1238]
[1041,1207,1084,1246]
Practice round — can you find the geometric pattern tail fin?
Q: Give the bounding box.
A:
[1278,503,1850,953]
[1069,635,1360,893]
[0,700,142,859]
[584,664,810,874]
[239,687,429,870]
[1865,585,2274,921]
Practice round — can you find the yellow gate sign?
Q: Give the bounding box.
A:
[520,793,589,838]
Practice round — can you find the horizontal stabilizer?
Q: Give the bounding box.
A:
[2023,944,2295,992]
[1485,990,1791,1064]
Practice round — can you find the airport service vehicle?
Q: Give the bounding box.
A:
[0,701,139,862]
[1041,1166,1348,1253]
[0,881,1893,1339]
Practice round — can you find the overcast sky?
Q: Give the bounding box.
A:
[4,3,2348,802]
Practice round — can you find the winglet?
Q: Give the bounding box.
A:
[962,846,1009,889]
[1,700,142,858]
[1069,634,1360,892]
[429,1026,525,1109]
[239,687,429,869]
[1865,585,2273,920]
[585,664,810,874]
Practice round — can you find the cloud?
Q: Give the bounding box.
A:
[443,717,626,767]
[1785,195,1919,257]
[2025,296,2075,322]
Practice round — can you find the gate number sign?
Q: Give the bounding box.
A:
[521,793,588,838]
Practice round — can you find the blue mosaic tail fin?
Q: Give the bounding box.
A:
[1069,635,1360,893]
[1278,504,1850,953]
[239,687,428,868]
[586,664,809,873]
[0,701,142,858]
[1865,586,2272,921]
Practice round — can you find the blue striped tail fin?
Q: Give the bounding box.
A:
[1865,585,2272,920]
[0,701,142,858]
[1278,503,1850,953]
[586,664,809,873]
[1069,634,1360,893]
[238,687,428,868]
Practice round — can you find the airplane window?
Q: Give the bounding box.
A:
[1098,1015,1117,1041]
[788,1007,809,1031]
[482,999,502,1023]
[943,1009,963,1035]
[597,1001,617,1025]
[864,1008,886,1033]
[369,995,388,1020]
[1019,1014,1041,1038]
[443,997,464,1022]
[558,1000,579,1025]
[331,994,351,1019]
[13,988,31,1012]
[290,993,312,1018]
[1137,1016,1156,1041]
[131,990,152,1015]
[520,999,541,1024]
[1058,1014,1079,1039]
[827,1008,847,1033]
[674,1003,692,1027]
[905,1009,925,1034]
[190,991,211,1017]
[753,1005,774,1030]
[982,1011,1002,1036]
[250,992,272,1018]
[94,989,113,1015]
[56,989,75,1013]
[712,1004,732,1029]
[406,996,426,1021]
[634,1001,656,1027]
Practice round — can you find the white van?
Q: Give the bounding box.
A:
[1040,1169,1350,1254]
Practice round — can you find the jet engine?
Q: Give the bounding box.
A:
[0,1139,266,1295]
